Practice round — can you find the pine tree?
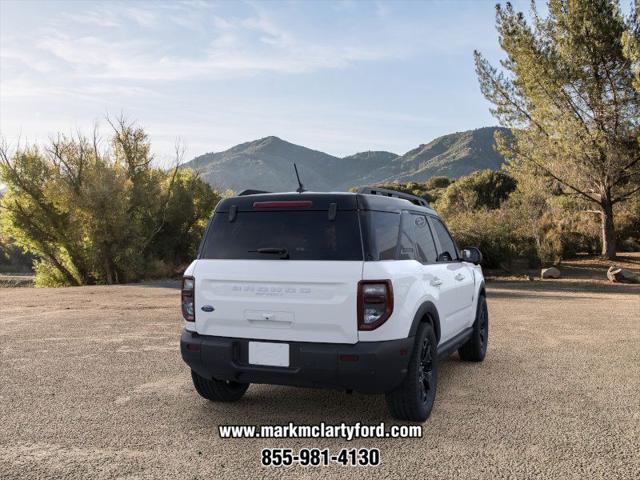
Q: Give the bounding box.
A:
[475,0,640,259]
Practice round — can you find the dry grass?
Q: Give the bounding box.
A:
[485,251,640,283]
[0,274,35,288]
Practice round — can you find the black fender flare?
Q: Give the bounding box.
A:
[408,301,442,343]
[476,280,487,320]
[466,280,487,327]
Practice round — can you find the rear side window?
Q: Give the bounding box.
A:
[201,211,363,261]
[360,211,401,260]
[360,211,419,261]
[429,217,458,261]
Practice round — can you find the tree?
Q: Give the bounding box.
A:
[623,2,640,92]
[435,170,516,217]
[0,119,219,286]
[425,176,452,190]
[475,0,640,259]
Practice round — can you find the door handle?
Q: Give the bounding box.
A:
[455,273,465,281]
[430,277,443,287]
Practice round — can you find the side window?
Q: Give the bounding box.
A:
[361,211,401,260]
[397,211,416,260]
[429,217,458,262]
[412,214,438,263]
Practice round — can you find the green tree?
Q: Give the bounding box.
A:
[435,170,516,217]
[475,0,640,259]
[425,176,452,190]
[623,2,640,92]
[0,119,219,286]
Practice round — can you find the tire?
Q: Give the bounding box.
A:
[385,322,438,422]
[458,294,488,362]
[191,370,249,402]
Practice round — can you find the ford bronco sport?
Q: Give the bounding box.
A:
[180,187,487,422]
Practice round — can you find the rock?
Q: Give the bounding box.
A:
[541,267,561,279]
[621,237,640,252]
[607,266,639,283]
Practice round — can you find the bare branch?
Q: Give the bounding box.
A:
[612,184,640,204]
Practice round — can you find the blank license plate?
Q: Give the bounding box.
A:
[248,341,289,367]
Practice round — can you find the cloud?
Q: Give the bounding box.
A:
[3,0,488,91]
[0,0,499,160]
[61,4,160,29]
[10,4,396,83]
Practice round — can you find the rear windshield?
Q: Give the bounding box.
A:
[201,211,363,261]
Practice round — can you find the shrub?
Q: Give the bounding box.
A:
[435,170,516,217]
[0,120,220,286]
[445,208,538,269]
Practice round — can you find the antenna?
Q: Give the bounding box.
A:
[293,163,306,193]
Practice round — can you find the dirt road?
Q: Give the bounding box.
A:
[1,281,638,479]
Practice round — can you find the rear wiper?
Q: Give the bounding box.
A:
[249,247,290,259]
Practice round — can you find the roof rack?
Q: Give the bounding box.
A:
[238,189,271,196]
[358,186,430,208]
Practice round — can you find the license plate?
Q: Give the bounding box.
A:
[248,341,289,367]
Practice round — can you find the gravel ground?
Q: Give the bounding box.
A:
[0,281,638,479]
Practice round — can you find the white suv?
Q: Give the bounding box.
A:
[180,187,488,422]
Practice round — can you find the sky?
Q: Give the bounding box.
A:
[0,0,534,164]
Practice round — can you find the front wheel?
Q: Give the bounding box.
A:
[385,322,438,422]
[458,295,488,362]
[191,370,249,402]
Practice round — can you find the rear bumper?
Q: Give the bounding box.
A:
[180,329,414,394]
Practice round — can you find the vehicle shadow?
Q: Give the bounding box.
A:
[185,355,481,427]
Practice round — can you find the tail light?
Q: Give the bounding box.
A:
[357,280,393,330]
[182,276,195,322]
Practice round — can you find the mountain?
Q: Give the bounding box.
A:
[374,127,510,183]
[182,127,510,192]
[183,136,344,192]
[339,151,400,185]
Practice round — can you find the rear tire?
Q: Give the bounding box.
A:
[385,322,438,422]
[191,370,249,402]
[458,295,488,362]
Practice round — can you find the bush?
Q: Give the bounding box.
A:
[445,208,538,269]
[435,170,516,217]
[425,176,451,190]
[0,120,220,286]
[0,235,33,273]
[33,259,72,288]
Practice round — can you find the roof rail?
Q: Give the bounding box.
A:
[238,189,271,196]
[357,186,430,207]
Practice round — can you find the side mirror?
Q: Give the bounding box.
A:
[462,247,483,265]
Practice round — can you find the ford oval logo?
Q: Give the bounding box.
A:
[201,305,215,312]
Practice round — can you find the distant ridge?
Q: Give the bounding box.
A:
[182,127,511,192]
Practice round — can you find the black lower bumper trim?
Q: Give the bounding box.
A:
[180,330,414,394]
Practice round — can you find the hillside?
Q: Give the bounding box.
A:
[182,127,510,192]
[183,136,344,192]
[378,127,510,183]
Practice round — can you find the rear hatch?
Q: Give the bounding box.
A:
[193,194,363,344]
